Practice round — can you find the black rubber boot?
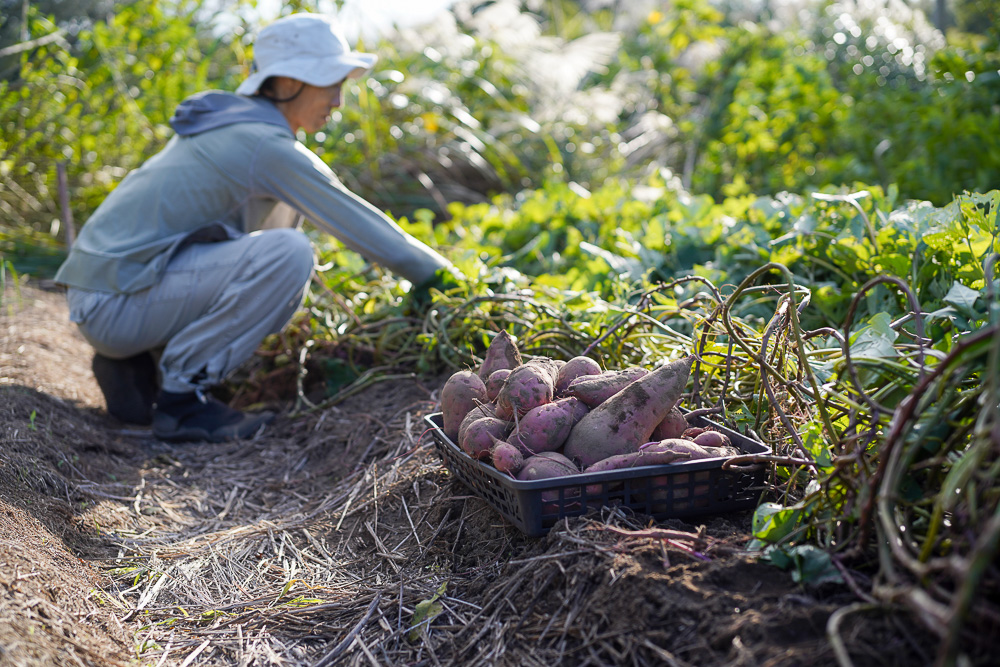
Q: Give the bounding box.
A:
[91,352,158,425]
[152,390,274,443]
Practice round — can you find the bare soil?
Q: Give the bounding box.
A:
[0,282,941,666]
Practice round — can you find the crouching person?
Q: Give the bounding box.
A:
[54,13,457,443]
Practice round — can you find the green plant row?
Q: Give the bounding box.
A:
[3,0,998,257]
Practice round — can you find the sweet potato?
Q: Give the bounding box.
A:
[484,368,511,402]
[495,359,559,419]
[457,401,496,445]
[565,367,649,407]
[692,430,732,449]
[583,447,690,473]
[649,438,737,460]
[510,397,585,455]
[515,451,579,481]
[581,445,690,495]
[517,452,583,509]
[441,370,488,441]
[564,356,694,467]
[460,416,512,460]
[568,396,590,423]
[554,356,603,395]
[490,438,524,474]
[477,330,522,380]
[651,406,688,441]
[608,440,721,508]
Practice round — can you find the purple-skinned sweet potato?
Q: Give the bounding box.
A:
[457,401,496,445]
[554,356,603,395]
[490,438,524,475]
[692,430,732,449]
[441,370,488,441]
[649,438,738,460]
[581,444,691,495]
[583,444,690,473]
[564,356,694,467]
[517,453,584,508]
[651,406,688,441]
[515,451,579,481]
[568,396,590,423]
[478,330,522,380]
[565,367,649,407]
[510,397,585,455]
[484,368,511,402]
[460,416,512,460]
[495,359,559,419]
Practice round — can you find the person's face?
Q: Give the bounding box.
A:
[274,77,344,133]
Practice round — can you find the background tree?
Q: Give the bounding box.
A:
[954,0,1000,32]
[0,0,118,78]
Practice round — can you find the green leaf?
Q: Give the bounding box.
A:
[922,229,965,254]
[802,422,833,471]
[848,312,898,359]
[960,191,999,237]
[727,405,755,432]
[578,241,643,279]
[942,282,979,313]
[751,502,803,544]
[762,545,844,585]
[408,581,447,642]
[937,441,988,512]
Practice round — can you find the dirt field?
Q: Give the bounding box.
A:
[0,283,944,666]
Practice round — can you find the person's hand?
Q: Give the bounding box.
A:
[409,266,465,312]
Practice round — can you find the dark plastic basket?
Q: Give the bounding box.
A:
[425,411,771,537]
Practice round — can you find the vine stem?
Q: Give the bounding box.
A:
[720,262,837,446]
[841,275,926,417]
[581,277,719,358]
[722,453,814,468]
[856,324,996,559]
[294,341,317,413]
[432,293,569,368]
[831,556,878,605]
[938,505,1000,666]
[683,406,723,420]
[289,368,417,418]
[757,297,816,468]
[826,602,887,667]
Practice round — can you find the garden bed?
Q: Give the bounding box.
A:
[0,283,943,666]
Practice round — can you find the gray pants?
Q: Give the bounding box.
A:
[67,228,314,394]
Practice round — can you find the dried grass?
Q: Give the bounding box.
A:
[82,383,755,666]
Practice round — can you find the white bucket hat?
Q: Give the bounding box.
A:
[236,13,377,96]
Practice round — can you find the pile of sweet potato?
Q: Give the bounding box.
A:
[439,332,738,482]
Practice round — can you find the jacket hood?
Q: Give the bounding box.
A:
[169,91,292,136]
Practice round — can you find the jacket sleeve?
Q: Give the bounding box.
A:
[251,134,449,285]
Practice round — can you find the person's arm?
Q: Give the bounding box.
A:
[252,135,450,285]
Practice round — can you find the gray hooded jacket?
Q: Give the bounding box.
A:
[55,91,449,293]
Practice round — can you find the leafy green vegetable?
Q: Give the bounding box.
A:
[761,545,844,586]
